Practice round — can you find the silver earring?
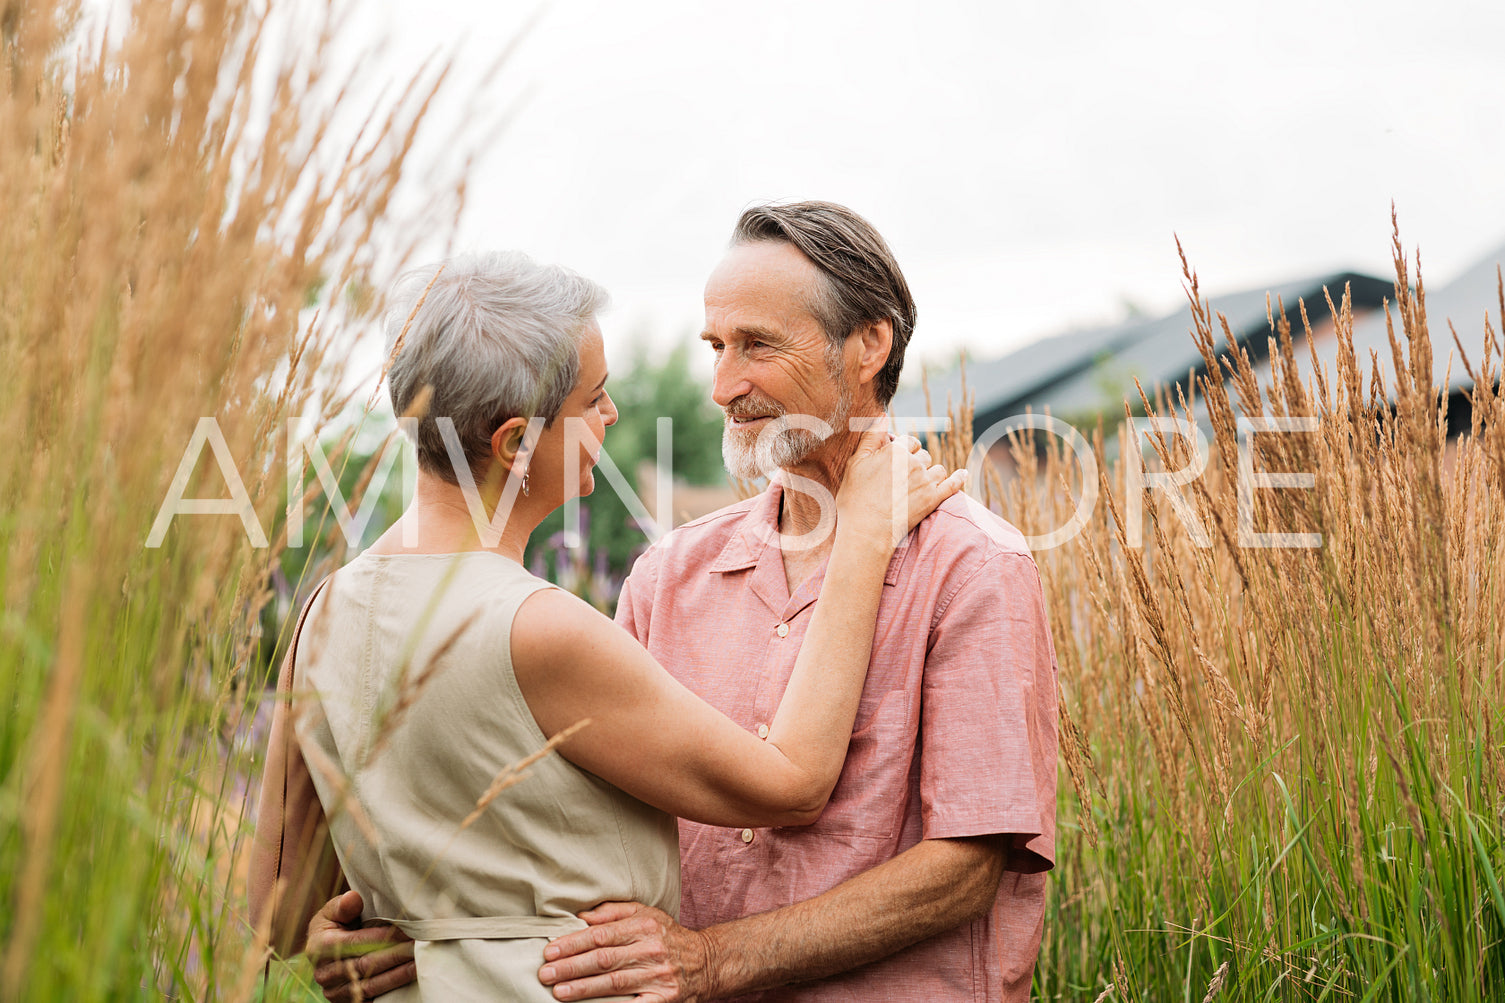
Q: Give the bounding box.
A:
[521,470,530,495]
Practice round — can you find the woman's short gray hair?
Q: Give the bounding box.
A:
[384,251,608,483]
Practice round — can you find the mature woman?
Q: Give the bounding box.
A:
[250,251,960,1000]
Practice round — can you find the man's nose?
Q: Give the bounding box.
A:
[711,353,750,408]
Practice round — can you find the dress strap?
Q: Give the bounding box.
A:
[375,915,586,942]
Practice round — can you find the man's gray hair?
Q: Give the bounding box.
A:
[732,201,915,407]
[384,251,608,483]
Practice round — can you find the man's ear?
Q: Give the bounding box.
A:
[490,417,529,471]
[853,318,893,388]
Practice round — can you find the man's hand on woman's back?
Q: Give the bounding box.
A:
[305,890,416,1002]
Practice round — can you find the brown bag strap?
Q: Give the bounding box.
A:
[270,576,331,896]
[251,575,337,961]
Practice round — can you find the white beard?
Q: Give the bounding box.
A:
[721,389,853,480]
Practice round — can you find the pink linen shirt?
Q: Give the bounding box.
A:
[614,482,1058,1002]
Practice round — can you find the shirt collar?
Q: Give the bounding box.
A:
[707,477,915,588]
[707,480,782,574]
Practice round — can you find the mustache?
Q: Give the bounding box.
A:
[723,395,787,420]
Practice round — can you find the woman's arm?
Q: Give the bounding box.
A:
[512,431,963,828]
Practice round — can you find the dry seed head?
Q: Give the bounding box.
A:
[1201,961,1229,1002]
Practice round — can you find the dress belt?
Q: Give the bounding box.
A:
[375,915,586,942]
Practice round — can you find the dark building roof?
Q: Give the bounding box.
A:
[1271,240,1505,399]
[890,271,1394,433]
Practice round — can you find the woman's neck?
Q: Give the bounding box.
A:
[367,470,543,563]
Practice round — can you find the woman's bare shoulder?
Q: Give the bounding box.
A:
[508,586,674,745]
[511,587,638,676]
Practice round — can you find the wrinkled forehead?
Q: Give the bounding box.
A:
[704,241,827,325]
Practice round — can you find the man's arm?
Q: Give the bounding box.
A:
[545,539,1054,1002]
[538,834,1007,1002]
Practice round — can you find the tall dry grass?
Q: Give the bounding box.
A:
[4,1,1499,998]
[0,0,468,997]
[936,225,1504,999]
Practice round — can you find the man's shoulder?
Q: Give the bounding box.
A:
[673,491,765,536]
[916,492,1033,565]
[898,493,1043,617]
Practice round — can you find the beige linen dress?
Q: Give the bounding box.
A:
[294,551,680,1002]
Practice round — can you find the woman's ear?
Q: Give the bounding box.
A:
[491,417,529,470]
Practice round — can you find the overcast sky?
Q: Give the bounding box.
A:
[348,0,1505,378]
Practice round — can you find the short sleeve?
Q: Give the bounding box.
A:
[920,552,1057,873]
[613,545,660,644]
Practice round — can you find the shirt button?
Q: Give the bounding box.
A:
[756,723,769,739]
[775,622,789,637]
[740,828,754,843]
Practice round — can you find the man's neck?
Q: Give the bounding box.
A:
[777,430,858,542]
[775,407,882,589]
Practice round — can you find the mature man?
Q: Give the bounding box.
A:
[303,202,1057,1002]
